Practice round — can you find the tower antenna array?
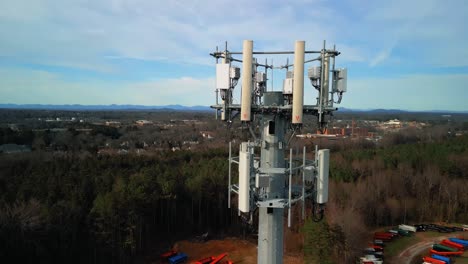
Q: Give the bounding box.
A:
[210,40,347,264]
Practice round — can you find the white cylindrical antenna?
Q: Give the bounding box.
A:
[292,40,305,124]
[316,149,329,204]
[238,142,251,212]
[241,40,253,122]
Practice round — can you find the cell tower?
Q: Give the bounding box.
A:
[210,40,347,264]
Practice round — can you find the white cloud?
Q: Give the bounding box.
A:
[360,0,468,67]
[369,47,393,67]
[1,0,466,71]
[0,68,214,106]
[336,45,366,63]
[0,0,362,70]
[0,0,467,109]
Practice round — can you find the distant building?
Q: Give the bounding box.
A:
[171,146,181,152]
[118,149,128,155]
[50,128,67,132]
[322,127,343,135]
[136,149,146,155]
[383,119,402,128]
[344,127,369,137]
[8,124,19,131]
[75,128,92,133]
[318,127,369,137]
[0,144,31,154]
[183,141,199,145]
[200,131,214,139]
[105,121,121,127]
[136,120,153,126]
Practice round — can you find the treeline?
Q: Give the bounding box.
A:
[2,129,468,263]
[1,115,223,153]
[0,150,240,263]
[335,111,468,123]
[0,109,213,126]
[303,134,468,262]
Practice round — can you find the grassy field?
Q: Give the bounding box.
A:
[384,231,468,263]
[457,257,468,264]
[454,249,468,264]
[385,235,422,257]
[423,231,450,238]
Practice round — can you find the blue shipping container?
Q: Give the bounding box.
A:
[448,238,468,247]
[169,253,188,264]
[431,254,451,264]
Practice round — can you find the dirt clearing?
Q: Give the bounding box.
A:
[173,237,303,263]
[391,232,467,264]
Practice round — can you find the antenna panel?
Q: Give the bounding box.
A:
[230,66,241,79]
[216,64,231,89]
[255,174,269,188]
[304,165,315,182]
[238,142,251,212]
[316,149,329,204]
[255,72,266,83]
[283,78,294,95]
[308,66,321,80]
[335,68,347,92]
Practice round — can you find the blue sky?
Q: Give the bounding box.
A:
[0,0,467,111]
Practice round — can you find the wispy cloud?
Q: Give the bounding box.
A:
[1,0,466,68]
[0,0,356,68]
[369,47,393,67]
[0,68,214,106]
[361,0,468,67]
[0,0,467,109]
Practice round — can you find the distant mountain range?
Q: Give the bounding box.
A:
[0,104,466,114]
[338,108,468,114]
[0,104,211,111]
